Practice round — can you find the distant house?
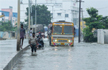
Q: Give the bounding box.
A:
[0,8,17,26]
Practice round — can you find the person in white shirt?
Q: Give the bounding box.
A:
[29,32,38,54]
[30,28,33,37]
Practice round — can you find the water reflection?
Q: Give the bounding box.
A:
[54,48,58,51]
[13,40,108,70]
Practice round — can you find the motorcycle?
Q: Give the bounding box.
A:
[37,37,44,49]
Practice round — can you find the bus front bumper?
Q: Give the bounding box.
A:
[51,42,73,46]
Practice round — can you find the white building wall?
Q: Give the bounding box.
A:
[97,29,108,44]
[4,17,9,21]
[103,29,108,44]
[43,0,78,25]
[97,29,104,44]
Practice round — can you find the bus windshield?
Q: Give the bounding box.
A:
[53,25,62,34]
[64,26,73,35]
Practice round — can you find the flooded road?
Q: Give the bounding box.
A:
[13,38,108,70]
[0,39,28,69]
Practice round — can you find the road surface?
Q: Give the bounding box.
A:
[13,38,108,70]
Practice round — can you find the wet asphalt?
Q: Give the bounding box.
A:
[13,38,108,70]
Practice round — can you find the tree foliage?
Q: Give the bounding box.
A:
[83,7,108,42]
[0,21,17,31]
[25,5,51,26]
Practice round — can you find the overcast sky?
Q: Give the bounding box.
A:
[0,0,108,21]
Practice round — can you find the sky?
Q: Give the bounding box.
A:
[0,0,108,21]
[82,0,108,17]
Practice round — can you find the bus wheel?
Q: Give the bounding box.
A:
[71,44,74,47]
[49,37,51,46]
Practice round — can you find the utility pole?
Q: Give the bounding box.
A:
[31,4,32,26]
[77,0,84,43]
[35,0,37,33]
[52,5,54,21]
[17,0,20,51]
[30,1,33,28]
[45,5,55,22]
[9,6,13,26]
[28,0,30,38]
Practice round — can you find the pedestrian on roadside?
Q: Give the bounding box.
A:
[30,28,33,37]
[29,32,38,54]
[20,24,25,49]
[39,32,42,38]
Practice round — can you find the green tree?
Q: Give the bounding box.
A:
[83,7,105,42]
[0,21,17,31]
[102,16,108,29]
[25,5,51,25]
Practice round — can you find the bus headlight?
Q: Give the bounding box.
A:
[68,40,72,42]
[55,39,57,42]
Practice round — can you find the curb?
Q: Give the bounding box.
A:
[3,45,29,70]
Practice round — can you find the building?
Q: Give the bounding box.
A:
[36,0,79,36]
[38,0,79,26]
[0,7,17,26]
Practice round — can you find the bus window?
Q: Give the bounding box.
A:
[64,26,73,35]
[53,25,62,34]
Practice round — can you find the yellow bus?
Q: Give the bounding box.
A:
[48,21,74,47]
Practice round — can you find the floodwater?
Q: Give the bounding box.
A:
[13,38,108,70]
[0,39,28,69]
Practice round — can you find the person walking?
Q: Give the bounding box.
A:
[30,28,33,37]
[29,32,38,54]
[20,24,25,49]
